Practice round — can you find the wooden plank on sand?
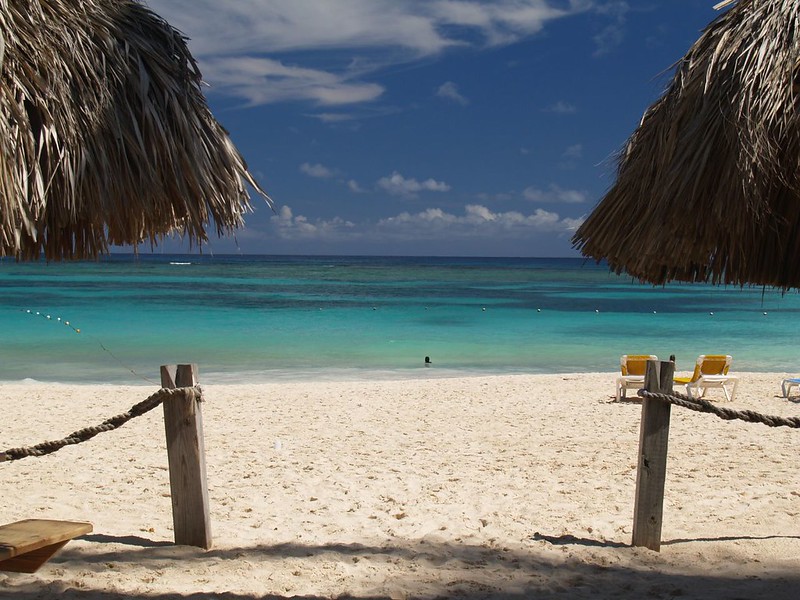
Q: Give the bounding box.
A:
[0,519,92,573]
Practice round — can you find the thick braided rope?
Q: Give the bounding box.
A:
[639,389,800,428]
[0,386,202,462]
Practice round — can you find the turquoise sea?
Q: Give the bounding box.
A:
[1,254,799,384]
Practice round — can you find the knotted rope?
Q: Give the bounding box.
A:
[0,386,202,462]
[639,389,800,428]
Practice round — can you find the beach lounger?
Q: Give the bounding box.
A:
[674,354,738,402]
[616,354,658,401]
[0,519,92,573]
[781,378,800,398]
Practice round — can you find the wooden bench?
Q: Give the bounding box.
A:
[0,519,92,573]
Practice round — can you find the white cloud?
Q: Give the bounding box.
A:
[436,81,469,105]
[429,1,578,46]
[147,1,451,57]
[300,162,336,179]
[146,0,593,107]
[377,171,451,197]
[270,205,355,239]
[377,204,580,237]
[561,215,586,231]
[523,184,587,204]
[199,57,384,107]
[261,202,580,243]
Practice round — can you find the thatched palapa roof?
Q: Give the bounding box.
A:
[573,0,800,289]
[0,0,270,261]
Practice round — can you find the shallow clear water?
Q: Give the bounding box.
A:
[1,254,798,383]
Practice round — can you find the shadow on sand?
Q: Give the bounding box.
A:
[1,532,799,599]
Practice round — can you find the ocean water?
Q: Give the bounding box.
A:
[1,254,799,384]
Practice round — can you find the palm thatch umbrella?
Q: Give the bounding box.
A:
[0,0,270,261]
[573,0,800,290]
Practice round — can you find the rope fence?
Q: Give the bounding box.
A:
[633,359,798,552]
[3,357,795,557]
[0,386,202,462]
[638,388,800,428]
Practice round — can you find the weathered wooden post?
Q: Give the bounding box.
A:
[632,358,674,551]
[160,364,211,549]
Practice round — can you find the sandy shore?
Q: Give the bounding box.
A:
[1,372,799,599]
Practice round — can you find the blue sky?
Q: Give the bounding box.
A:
[144,0,721,257]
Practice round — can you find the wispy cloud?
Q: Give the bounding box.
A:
[476,192,515,202]
[523,184,587,204]
[146,0,595,107]
[436,81,469,105]
[558,143,584,169]
[309,113,358,123]
[543,101,577,114]
[562,144,583,159]
[300,162,336,179]
[592,1,630,57]
[377,172,451,197]
[348,179,366,193]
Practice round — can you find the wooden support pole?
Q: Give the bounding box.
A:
[632,359,674,551]
[160,364,212,549]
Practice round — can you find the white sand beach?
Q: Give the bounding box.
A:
[1,372,799,599]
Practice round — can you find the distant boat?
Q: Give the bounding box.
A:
[169,262,192,266]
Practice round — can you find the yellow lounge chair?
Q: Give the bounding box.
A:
[674,354,738,401]
[616,354,658,401]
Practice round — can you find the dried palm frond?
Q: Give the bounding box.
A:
[0,0,271,261]
[573,0,800,289]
